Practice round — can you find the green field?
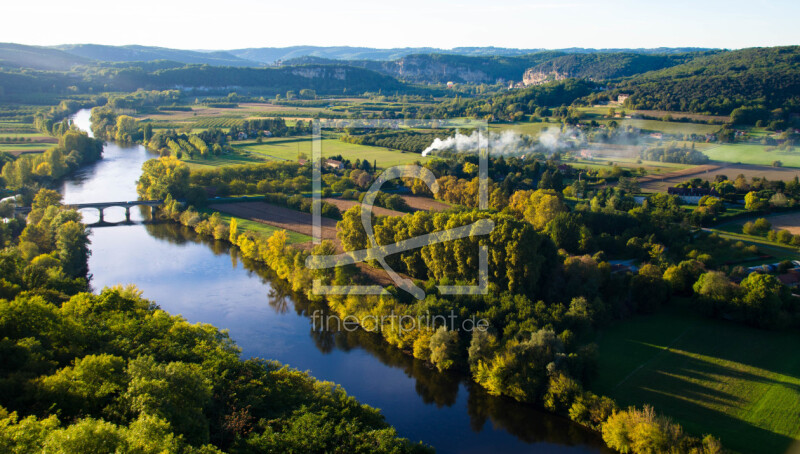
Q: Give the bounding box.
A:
[490,121,555,137]
[610,118,721,135]
[702,143,800,168]
[233,136,430,168]
[184,153,266,169]
[199,209,310,244]
[0,142,50,154]
[593,309,800,453]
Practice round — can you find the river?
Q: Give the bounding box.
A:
[62,109,610,454]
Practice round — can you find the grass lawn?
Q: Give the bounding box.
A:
[702,143,800,168]
[199,208,310,244]
[611,119,721,135]
[593,309,800,454]
[232,136,429,168]
[0,142,50,154]
[184,153,266,169]
[490,121,555,137]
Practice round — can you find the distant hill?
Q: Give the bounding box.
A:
[229,46,544,63]
[281,51,709,85]
[228,46,714,65]
[54,44,260,67]
[521,52,712,84]
[612,46,800,115]
[282,53,564,84]
[0,43,91,71]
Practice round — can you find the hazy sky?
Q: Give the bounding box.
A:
[3,0,798,50]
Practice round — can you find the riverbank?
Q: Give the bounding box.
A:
[65,109,611,453]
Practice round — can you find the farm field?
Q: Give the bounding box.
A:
[209,201,338,243]
[233,136,429,168]
[183,153,266,169]
[0,142,51,155]
[321,198,406,217]
[400,195,452,212]
[703,143,800,168]
[593,309,800,454]
[571,156,693,174]
[611,118,722,135]
[583,106,730,123]
[200,209,311,244]
[761,212,800,235]
[140,102,327,124]
[639,162,800,192]
[490,121,554,137]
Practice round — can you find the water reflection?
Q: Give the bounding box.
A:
[137,223,610,453]
[66,109,609,453]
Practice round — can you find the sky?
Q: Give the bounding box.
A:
[2,0,799,50]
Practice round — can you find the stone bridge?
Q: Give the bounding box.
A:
[15,200,163,223]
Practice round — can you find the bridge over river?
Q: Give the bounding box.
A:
[15,200,163,223]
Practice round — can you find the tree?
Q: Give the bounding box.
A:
[137,157,190,200]
[602,406,682,454]
[228,218,238,244]
[336,206,368,252]
[509,189,566,230]
[738,273,788,328]
[55,220,91,277]
[744,191,766,211]
[693,271,738,315]
[428,326,459,371]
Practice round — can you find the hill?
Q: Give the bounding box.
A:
[522,52,710,83]
[229,46,715,64]
[614,46,800,115]
[0,43,91,71]
[55,44,260,67]
[283,52,565,84]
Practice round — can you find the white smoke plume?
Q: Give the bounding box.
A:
[421,128,582,157]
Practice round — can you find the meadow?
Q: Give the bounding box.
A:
[593,309,800,454]
[199,208,311,244]
[232,136,430,168]
[703,143,800,168]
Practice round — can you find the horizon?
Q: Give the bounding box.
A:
[7,42,740,52]
[3,0,799,51]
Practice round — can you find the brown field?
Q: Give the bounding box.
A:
[5,149,48,157]
[140,103,326,122]
[764,212,800,235]
[640,163,800,192]
[401,195,452,212]
[322,198,406,217]
[210,202,338,241]
[638,164,722,191]
[211,200,405,287]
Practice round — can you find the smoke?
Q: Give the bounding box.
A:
[421,128,583,157]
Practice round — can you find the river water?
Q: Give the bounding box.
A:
[62,109,609,454]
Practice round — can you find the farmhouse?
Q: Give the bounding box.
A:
[325,159,345,170]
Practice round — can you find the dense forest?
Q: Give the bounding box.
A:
[0,190,429,453]
[611,46,800,116]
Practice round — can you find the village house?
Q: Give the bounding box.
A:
[325,159,344,170]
